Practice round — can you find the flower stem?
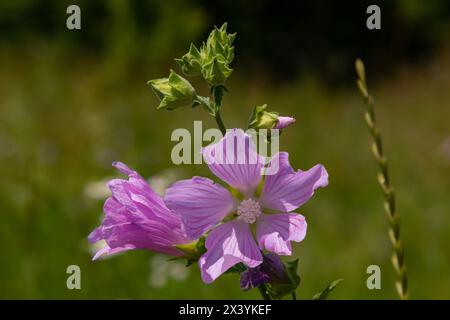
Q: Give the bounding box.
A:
[291,291,297,300]
[215,109,227,135]
[258,284,271,300]
[212,85,227,135]
[355,59,408,300]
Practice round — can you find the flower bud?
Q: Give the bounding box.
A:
[175,44,203,77]
[239,254,301,299]
[148,70,196,110]
[201,56,233,86]
[248,105,296,131]
[205,23,235,64]
[274,116,296,129]
[247,104,279,130]
[239,253,286,291]
[175,23,235,87]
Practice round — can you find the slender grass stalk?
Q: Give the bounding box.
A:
[355,59,408,299]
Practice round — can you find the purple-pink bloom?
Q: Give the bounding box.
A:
[164,129,328,283]
[274,116,296,129]
[240,266,270,291]
[240,253,285,290]
[88,162,189,260]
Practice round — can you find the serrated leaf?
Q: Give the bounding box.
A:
[312,279,343,300]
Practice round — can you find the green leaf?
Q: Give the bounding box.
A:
[312,279,343,300]
[285,259,301,288]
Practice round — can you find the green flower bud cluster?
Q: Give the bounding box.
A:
[176,23,235,86]
[147,23,235,117]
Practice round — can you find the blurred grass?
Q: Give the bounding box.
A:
[0,42,450,299]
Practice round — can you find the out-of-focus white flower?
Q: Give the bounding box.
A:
[85,168,185,200]
[84,178,112,200]
[148,168,186,196]
[148,255,189,288]
[437,136,450,164]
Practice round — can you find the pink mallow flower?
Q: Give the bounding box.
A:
[164,129,328,283]
[88,162,189,260]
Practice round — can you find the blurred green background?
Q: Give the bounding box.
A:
[1,0,450,299]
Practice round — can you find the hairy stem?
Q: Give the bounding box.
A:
[355,59,408,300]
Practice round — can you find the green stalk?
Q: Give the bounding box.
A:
[212,86,227,135]
[355,59,408,300]
[214,109,226,135]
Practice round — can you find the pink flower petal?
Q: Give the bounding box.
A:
[256,213,307,255]
[274,116,296,129]
[91,197,186,256]
[92,243,135,261]
[164,176,236,239]
[260,152,328,212]
[108,162,172,221]
[199,220,263,283]
[88,163,189,259]
[202,129,265,196]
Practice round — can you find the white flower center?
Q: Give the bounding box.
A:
[237,198,262,224]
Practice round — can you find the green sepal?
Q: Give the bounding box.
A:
[247,104,279,130]
[201,56,233,87]
[176,43,203,77]
[205,23,236,64]
[193,95,216,115]
[173,236,207,263]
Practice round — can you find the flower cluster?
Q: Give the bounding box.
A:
[88,23,330,299]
